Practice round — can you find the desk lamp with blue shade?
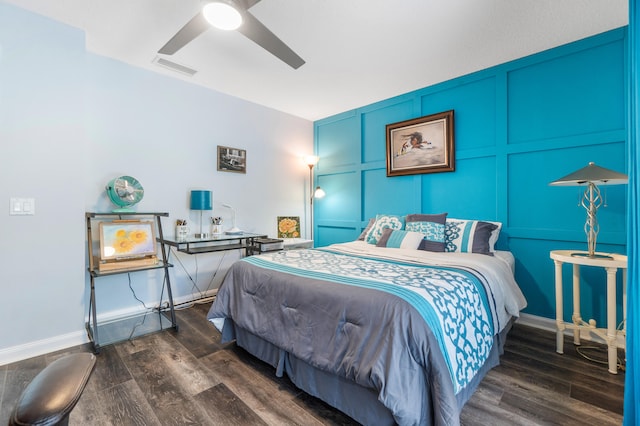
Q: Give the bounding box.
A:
[549,162,628,259]
[190,190,212,239]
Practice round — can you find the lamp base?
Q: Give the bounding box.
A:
[194,233,209,239]
[570,252,613,260]
[225,227,243,235]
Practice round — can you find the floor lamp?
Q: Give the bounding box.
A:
[549,162,628,258]
[304,155,324,241]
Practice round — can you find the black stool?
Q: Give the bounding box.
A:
[9,353,96,426]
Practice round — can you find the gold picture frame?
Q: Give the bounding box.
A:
[386,110,455,176]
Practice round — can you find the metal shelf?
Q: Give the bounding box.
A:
[89,261,173,277]
[85,212,178,353]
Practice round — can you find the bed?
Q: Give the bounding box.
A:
[207,236,526,425]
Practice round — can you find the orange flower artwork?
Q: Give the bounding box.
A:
[277,216,300,238]
[100,221,156,259]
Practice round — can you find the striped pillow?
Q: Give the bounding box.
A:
[445,219,498,255]
[376,229,424,249]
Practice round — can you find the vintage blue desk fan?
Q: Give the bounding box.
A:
[105,176,144,212]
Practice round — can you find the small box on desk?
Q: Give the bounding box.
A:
[253,238,284,252]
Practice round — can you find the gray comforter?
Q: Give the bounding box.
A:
[207,243,526,425]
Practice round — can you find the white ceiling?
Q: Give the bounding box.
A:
[4,0,629,121]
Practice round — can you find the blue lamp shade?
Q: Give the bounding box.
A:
[190,190,212,210]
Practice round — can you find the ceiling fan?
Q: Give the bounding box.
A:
[158,0,305,69]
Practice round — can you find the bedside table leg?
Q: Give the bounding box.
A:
[554,259,565,354]
[572,264,582,345]
[606,266,618,374]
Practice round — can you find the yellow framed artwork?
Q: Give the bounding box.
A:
[277,216,300,238]
[99,220,157,260]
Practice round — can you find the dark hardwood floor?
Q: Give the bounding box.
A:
[0,302,625,425]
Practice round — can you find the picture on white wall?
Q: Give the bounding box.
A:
[217,145,247,173]
[277,216,301,238]
[386,110,455,177]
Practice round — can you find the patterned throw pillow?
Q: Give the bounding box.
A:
[376,229,425,249]
[357,218,376,241]
[445,219,499,255]
[405,213,447,252]
[364,214,405,244]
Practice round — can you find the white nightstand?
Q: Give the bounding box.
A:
[550,250,627,374]
[282,238,314,250]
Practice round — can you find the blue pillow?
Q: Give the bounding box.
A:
[405,213,447,252]
[365,214,405,244]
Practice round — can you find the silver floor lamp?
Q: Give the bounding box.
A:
[304,155,324,241]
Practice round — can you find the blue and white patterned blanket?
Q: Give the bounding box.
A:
[208,241,526,425]
[246,247,494,394]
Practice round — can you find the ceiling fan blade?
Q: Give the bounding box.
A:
[237,10,305,69]
[236,0,262,9]
[158,12,210,55]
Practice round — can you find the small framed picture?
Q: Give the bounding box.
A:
[386,110,455,177]
[217,145,247,174]
[99,221,156,260]
[277,216,301,238]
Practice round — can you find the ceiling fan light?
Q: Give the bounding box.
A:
[203,2,242,31]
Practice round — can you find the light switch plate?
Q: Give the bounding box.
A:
[10,198,35,215]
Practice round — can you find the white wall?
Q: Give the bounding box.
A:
[0,2,313,364]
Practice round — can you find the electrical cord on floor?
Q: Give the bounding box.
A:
[127,272,151,341]
[575,346,626,372]
[574,318,627,372]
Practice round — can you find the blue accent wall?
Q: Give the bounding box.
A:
[313,28,628,324]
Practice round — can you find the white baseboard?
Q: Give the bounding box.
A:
[0,289,218,367]
[516,312,557,332]
[0,330,89,367]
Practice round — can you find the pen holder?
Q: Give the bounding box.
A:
[211,224,223,235]
[176,225,189,241]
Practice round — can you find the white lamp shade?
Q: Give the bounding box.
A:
[304,155,319,166]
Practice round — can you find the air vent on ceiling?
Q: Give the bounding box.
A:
[152,56,197,76]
